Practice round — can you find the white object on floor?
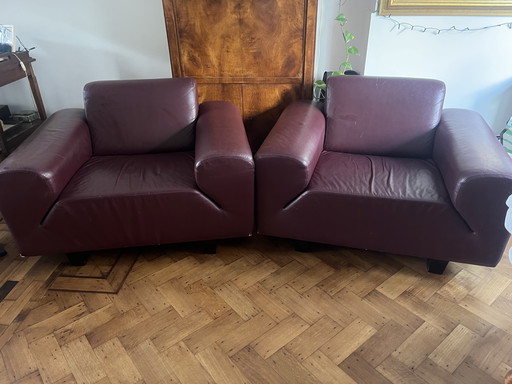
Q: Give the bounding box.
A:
[506,195,512,264]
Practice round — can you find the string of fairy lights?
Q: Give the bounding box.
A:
[381,15,512,34]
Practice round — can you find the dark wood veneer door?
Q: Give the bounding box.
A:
[163,0,317,150]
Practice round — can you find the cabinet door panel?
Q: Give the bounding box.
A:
[172,0,243,78]
[243,84,300,149]
[197,84,243,113]
[240,1,305,78]
[163,0,317,150]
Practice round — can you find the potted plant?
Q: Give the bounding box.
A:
[313,13,359,101]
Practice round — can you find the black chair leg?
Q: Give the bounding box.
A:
[201,241,217,255]
[294,240,315,253]
[0,244,6,257]
[67,252,89,266]
[426,259,449,275]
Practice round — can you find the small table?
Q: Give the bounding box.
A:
[0,50,47,157]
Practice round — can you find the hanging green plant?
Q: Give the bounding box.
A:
[314,13,360,99]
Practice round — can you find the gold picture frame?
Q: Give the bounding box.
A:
[379,0,512,16]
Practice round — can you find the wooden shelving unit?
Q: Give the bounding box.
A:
[0,50,46,157]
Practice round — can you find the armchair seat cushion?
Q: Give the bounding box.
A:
[310,152,449,202]
[41,152,237,252]
[269,151,470,258]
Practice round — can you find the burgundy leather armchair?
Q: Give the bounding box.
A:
[0,78,254,262]
[256,75,512,273]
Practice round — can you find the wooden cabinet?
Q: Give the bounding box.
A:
[163,0,318,150]
[0,50,46,157]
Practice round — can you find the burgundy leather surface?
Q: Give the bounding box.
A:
[310,152,449,202]
[0,80,255,256]
[256,101,325,212]
[0,109,91,254]
[259,151,475,263]
[325,76,445,158]
[433,109,512,265]
[34,153,249,254]
[256,77,512,268]
[195,101,254,233]
[84,78,198,155]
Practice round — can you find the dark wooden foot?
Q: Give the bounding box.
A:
[0,245,6,257]
[201,241,217,255]
[67,252,89,266]
[426,259,449,275]
[294,240,315,253]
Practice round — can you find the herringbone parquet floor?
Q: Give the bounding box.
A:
[0,222,511,383]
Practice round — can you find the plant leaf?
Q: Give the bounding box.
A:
[314,80,326,90]
[344,32,355,42]
[348,46,360,55]
[331,71,344,76]
[335,13,348,23]
[340,62,353,71]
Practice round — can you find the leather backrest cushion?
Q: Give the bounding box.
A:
[84,78,198,155]
[325,76,446,158]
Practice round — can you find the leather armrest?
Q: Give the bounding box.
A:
[195,101,254,215]
[255,100,325,211]
[0,109,92,240]
[433,109,512,236]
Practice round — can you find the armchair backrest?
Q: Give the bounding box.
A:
[84,78,198,155]
[325,76,446,158]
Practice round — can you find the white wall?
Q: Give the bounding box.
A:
[364,10,512,134]
[0,0,171,115]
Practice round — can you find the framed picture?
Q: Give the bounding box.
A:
[0,25,15,53]
[379,0,512,16]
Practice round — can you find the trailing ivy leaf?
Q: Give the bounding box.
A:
[344,32,355,42]
[335,13,348,23]
[314,80,327,90]
[348,46,360,55]
[340,62,353,70]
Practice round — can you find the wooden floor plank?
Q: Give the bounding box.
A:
[149,308,212,352]
[1,332,38,382]
[93,337,143,384]
[217,312,276,357]
[54,304,119,346]
[251,314,309,359]
[391,321,447,369]
[376,356,429,384]
[60,335,108,384]
[356,320,413,368]
[182,310,244,354]
[339,352,393,384]
[267,348,323,384]
[0,233,510,383]
[214,282,260,321]
[428,324,480,373]
[126,339,180,383]
[303,350,358,384]
[231,346,285,384]
[195,344,251,384]
[23,302,89,344]
[285,316,342,362]
[184,281,231,319]
[29,334,72,384]
[319,318,377,365]
[117,306,181,351]
[164,342,215,384]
